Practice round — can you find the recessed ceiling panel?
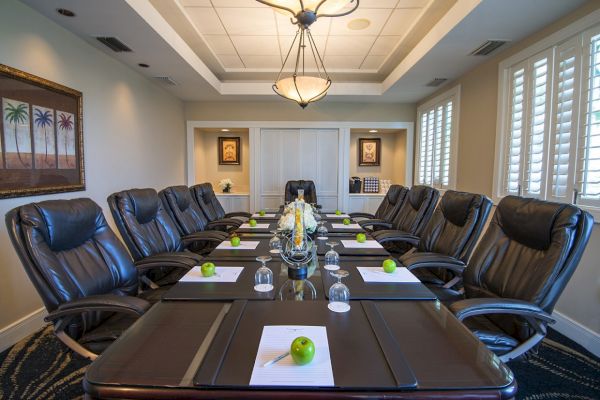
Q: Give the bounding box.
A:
[186,7,227,34]
[325,36,376,56]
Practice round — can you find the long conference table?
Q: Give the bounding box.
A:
[83,212,517,399]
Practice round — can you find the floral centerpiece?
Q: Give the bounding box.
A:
[278,199,317,233]
[218,178,233,193]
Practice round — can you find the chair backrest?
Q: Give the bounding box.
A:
[465,196,593,313]
[284,180,318,204]
[107,188,184,260]
[190,183,226,221]
[418,190,492,262]
[159,185,210,235]
[392,185,440,235]
[5,198,138,312]
[376,185,408,221]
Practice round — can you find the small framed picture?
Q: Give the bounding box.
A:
[358,138,381,166]
[218,136,240,165]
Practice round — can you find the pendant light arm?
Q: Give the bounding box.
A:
[254,0,297,17]
[306,29,328,78]
[316,0,359,18]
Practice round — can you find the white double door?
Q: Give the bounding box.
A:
[258,128,340,210]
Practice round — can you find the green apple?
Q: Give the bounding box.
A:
[201,262,216,277]
[290,336,315,365]
[230,236,241,247]
[249,219,257,227]
[343,218,351,225]
[356,233,367,243]
[259,210,266,216]
[383,259,397,274]
[335,210,342,215]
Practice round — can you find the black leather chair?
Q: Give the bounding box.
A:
[190,183,246,231]
[108,188,202,287]
[392,191,492,287]
[284,180,321,208]
[354,185,409,230]
[6,198,157,359]
[365,185,440,254]
[444,196,593,362]
[159,185,229,254]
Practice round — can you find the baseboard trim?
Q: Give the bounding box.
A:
[552,310,600,357]
[0,307,48,353]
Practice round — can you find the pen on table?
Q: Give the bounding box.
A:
[263,351,290,367]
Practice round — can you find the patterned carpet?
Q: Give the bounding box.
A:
[0,325,598,399]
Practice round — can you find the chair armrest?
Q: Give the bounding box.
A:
[181,232,227,247]
[400,252,466,274]
[134,253,199,274]
[449,298,555,324]
[206,218,242,230]
[359,219,393,229]
[349,212,375,219]
[374,231,421,246]
[45,294,150,322]
[224,212,252,218]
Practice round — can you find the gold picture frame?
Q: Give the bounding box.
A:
[218,136,241,165]
[358,138,381,166]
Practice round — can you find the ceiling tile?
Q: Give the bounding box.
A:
[204,35,237,54]
[180,0,211,6]
[354,0,399,8]
[217,8,277,35]
[329,9,392,36]
[230,35,280,55]
[326,36,376,56]
[369,35,400,55]
[219,54,245,68]
[361,55,385,69]
[186,7,226,34]
[240,55,282,68]
[396,0,429,8]
[380,8,421,35]
[279,35,326,57]
[323,55,364,69]
[211,0,265,7]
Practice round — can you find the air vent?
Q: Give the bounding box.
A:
[154,76,178,86]
[426,78,448,87]
[470,40,508,56]
[95,37,132,52]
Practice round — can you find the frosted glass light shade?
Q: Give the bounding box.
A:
[266,0,353,16]
[273,76,331,108]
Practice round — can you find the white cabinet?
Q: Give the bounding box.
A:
[347,193,385,215]
[216,193,250,213]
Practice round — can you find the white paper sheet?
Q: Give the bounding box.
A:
[240,223,270,229]
[250,325,334,387]
[356,266,420,283]
[331,223,362,230]
[252,213,276,218]
[325,213,350,218]
[179,266,244,283]
[340,240,383,249]
[216,240,260,250]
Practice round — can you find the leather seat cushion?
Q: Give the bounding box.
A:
[411,268,447,285]
[79,311,139,354]
[463,315,520,355]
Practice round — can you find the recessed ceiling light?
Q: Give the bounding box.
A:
[369,129,378,133]
[138,63,150,68]
[56,8,75,17]
[348,18,370,31]
[221,129,230,132]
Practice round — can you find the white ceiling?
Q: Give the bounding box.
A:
[20,0,589,103]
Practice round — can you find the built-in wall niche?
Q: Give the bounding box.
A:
[194,128,250,193]
[349,128,407,189]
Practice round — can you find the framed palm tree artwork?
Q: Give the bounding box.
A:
[0,64,84,198]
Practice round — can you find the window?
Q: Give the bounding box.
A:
[495,20,600,215]
[416,86,460,189]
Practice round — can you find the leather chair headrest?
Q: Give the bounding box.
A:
[441,191,482,227]
[387,185,402,205]
[169,186,191,211]
[127,188,160,224]
[408,186,432,210]
[25,198,101,252]
[496,196,579,250]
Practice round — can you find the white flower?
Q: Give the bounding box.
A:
[218,179,233,190]
[278,202,317,233]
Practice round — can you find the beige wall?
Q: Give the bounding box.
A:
[418,1,600,336]
[349,131,406,185]
[0,0,185,336]
[194,129,250,192]
[185,101,416,122]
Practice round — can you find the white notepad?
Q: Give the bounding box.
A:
[240,223,270,229]
[325,213,350,218]
[331,223,361,230]
[216,241,260,250]
[252,213,276,218]
[341,240,383,249]
[250,325,334,387]
[357,266,420,283]
[179,266,243,283]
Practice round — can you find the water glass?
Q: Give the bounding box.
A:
[254,255,274,292]
[324,241,340,270]
[269,230,281,253]
[328,270,350,313]
[317,221,328,239]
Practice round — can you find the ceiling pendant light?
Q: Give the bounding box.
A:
[256,0,359,108]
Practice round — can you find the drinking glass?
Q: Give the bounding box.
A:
[328,270,350,313]
[316,220,328,239]
[254,255,274,292]
[269,230,281,253]
[324,241,340,270]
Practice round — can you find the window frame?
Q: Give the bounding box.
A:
[415,85,461,190]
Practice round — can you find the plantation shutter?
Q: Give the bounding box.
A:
[441,100,453,187]
[504,64,527,194]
